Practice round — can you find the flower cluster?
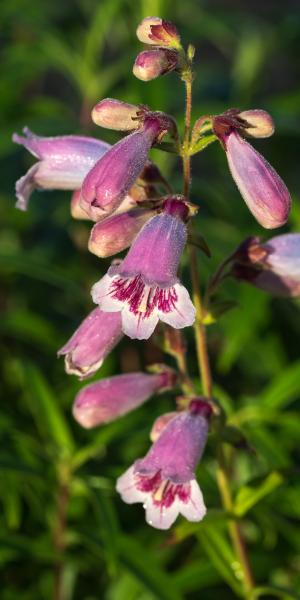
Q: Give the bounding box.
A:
[13,16,297,531]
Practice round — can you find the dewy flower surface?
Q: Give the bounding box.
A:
[117,400,210,530]
[12,128,110,210]
[73,369,175,428]
[91,198,196,339]
[58,308,123,379]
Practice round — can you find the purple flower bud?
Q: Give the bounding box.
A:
[117,399,210,530]
[136,17,181,49]
[224,131,291,228]
[233,233,300,297]
[133,49,178,81]
[58,308,123,379]
[12,128,110,211]
[239,110,275,138]
[80,116,165,220]
[91,98,141,131]
[88,206,159,258]
[91,198,195,340]
[73,368,176,428]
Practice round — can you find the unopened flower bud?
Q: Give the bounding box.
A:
[73,367,175,428]
[239,109,275,138]
[70,190,91,220]
[133,49,178,81]
[92,98,142,131]
[136,16,181,49]
[58,308,123,379]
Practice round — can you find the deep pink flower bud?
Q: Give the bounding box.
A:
[91,98,141,131]
[12,128,110,211]
[233,233,300,297]
[91,198,195,340]
[88,206,159,258]
[224,131,291,228]
[117,399,210,530]
[73,368,176,428]
[80,116,166,220]
[58,308,123,379]
[133,49,178,81]
[136,17,181,48]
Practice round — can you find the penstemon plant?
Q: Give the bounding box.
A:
[13,15,299,598]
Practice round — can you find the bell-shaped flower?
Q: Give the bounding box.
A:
[91,197,195,340]
[213,110,291,228]
[133,49,178,81]
[80,112,173,220]
[58,308,123,379]
[232,233,300,297]
[73,367,176,428]
[12,128,110,211]
[116,398,211,530]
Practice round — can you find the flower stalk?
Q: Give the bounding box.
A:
[181,57,255,596]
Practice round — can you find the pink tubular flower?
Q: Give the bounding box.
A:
[133,49,178,81]
[232,233,300,297]
[116,399,211,530]
[12,128,110,211]
[80,113,170,220]
[91,197,195,340]
[136,17,181,49]
[73,367,176,428]
[212,110,291,228]
[58,308,123,379]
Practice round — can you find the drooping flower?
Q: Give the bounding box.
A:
[116,398,211,530]
[73,367,176,428]
[213,110,291,228]
[12,128,110,210]
[136,16,181,49]
[80,111,174,220]
[133,49,178,81]
[91,197,195,340]
[232,233,300,297]
[58,308,123,379]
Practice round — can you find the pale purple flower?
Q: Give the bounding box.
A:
[116,399,211,530]
[233,233,300,297]
[58,308,123,379]
[12,128,110,211]
[73,368,176,428]
[80,114,168,220]
[224,131,291,228]
[88,205,159,258]
[92,98,141,130]
[133,49,178,81]
[91,198,195,340]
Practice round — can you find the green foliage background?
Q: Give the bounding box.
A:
[1,0,300,598]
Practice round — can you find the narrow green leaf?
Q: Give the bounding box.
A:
[259,360,300,410]
[198,528,243,596]
[234,472,284,517]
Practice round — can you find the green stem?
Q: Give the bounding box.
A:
[53,465,70,600]
[182,64,255,597]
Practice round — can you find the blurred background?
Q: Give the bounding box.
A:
[1,0,300,598]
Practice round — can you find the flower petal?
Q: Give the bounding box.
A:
[15,164,40,211]
[121,305,159,340]
[179,480,206,522]
[144,496,180,530]
[116,466,146,504]
[159,283,195,329]
[91,274,123,312]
